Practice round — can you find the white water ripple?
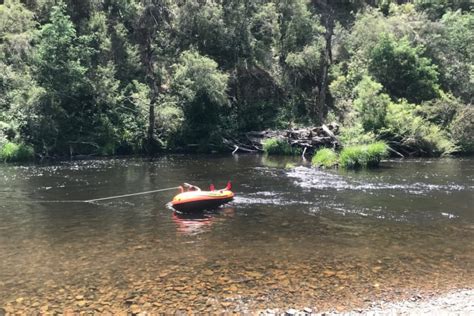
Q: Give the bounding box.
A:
[286,167,469,194]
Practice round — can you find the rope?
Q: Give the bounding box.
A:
[84,186,180,203]
[30,186,180,204]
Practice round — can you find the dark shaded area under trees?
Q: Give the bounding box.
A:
[0,0,472,160]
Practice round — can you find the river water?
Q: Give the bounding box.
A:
[0,156,473,313]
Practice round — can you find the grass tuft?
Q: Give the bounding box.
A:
[312,148,338,168]
[262,138,299,155]
[0,142,35,162]
[339,141,388,169]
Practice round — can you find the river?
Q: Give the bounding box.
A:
[0,155,473,313]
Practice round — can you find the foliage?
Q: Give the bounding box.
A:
[339,123,377,147]
[450,106,474,154]
[0,142,34,162]
[382,101,457,156]
[414,0,473,20]
[262,138,297,156]
[424,10,474,103]
[312,148,338,168]
[171,50,229,144]
[353,76,390,132]
[418,92,463,128]
[0,1,472,158]
[339,142,388,169]
[369,34,439,103]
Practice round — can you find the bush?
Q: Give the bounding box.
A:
[0,142,35,162]
[262,138,298,155]
[339,122,377,147]
[339,142,388,169]
[312,148,338,168]
[450,106,474,154]
[353,76,390,132]
[383,101,457,156]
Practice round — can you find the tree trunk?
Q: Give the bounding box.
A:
[148,104,155,145]
[144,35,159,153]
[315,0,334,125]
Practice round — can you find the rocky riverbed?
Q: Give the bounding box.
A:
[1,287,472,315]
[259,289,474,315]
[1,157,473,315]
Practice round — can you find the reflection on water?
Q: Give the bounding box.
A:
[172,208,235,236]
[0,156,473,313]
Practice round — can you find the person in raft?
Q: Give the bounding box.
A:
[178,182,230,193]
[179,183,201,192]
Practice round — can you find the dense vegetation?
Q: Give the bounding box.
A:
[0,0,472,160]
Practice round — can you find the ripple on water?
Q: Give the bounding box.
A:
[286,166,470,194]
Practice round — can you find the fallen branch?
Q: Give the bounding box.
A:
[222,123,341,154]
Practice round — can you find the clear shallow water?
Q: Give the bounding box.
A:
[0,156,473,313]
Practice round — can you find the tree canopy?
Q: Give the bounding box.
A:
[0,0,472,159]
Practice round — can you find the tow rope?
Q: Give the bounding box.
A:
[31,186,181,203]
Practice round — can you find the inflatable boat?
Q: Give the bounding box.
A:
[171,182,234,213]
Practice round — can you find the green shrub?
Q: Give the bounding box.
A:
[339,141,388,169]
[312,148,338,168]
[353,76,390,132]
[383,101,457,156]
[339,123,377,146]
[0,142,35,162]
[262,138,298,155]
[450,106,474,154]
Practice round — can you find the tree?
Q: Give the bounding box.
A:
[369,34,439,103]
[279,0,325,123]
[135,0,172,153]
[424,10,474,103]
[33,2,92,155]
[414,0,472,20]
[0,1,42,148]
[171,50,228,145]
[353,76,390,132]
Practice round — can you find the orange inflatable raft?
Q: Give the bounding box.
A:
[171,182,234,213]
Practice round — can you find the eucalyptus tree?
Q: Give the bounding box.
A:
[134,0,173,152]
[278,0,325,123]
[33,2,93,154]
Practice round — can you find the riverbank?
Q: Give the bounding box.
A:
[1,288,472,314]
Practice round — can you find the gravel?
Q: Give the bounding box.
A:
[355,289,474,316]
[260,289,474,316]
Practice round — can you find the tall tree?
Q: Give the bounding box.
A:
[135,0,172,153]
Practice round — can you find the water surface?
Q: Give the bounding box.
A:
[0,156,473,313]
